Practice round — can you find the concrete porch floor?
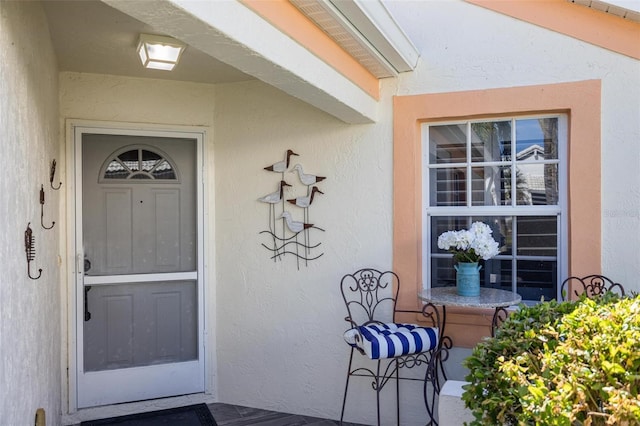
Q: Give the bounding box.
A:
[207,403,367,426]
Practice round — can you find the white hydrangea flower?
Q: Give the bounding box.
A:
[437,231,459,250]
[438,222,500,262]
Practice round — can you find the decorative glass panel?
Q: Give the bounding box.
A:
[104,160,129,179]
[118,150,140,171]
[141,150,162,171]
[101,147,177,181]
[151,160,176,180]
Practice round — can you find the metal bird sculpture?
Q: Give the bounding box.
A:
[286,186,324,208]
[258,180,292,204]
[279,211,313,234]
[264,149,299,173]
[291,163,326,186]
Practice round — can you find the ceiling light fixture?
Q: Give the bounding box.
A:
[137,34,186,71]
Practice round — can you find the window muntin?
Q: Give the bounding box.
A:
[101,145,178,182]
[424,115,565,302]
[428,118,559,209]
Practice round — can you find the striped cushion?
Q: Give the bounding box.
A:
[344,323,439,360]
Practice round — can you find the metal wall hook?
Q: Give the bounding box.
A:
[40,184,55,230]
[50,159,62,190]
[25,223,42,280]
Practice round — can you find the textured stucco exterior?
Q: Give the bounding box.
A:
[0,1,61,424]
[386,0,640,290]
[0,1,638,425]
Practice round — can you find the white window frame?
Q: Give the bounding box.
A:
[421,114,569,302]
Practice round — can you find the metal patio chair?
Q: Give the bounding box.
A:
[339,268,443,426]
[560,274,625,301]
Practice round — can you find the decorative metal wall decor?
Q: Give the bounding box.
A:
[40,184,55,229]
[25,222,42,280]
[22,160,60,280]
[259,149,326,269]
[50,159,62,190]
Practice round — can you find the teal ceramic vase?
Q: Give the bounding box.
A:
[454,262,482,296]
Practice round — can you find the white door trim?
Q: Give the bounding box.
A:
[64,120,209,413]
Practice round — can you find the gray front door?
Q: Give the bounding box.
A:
[75,129,204,408]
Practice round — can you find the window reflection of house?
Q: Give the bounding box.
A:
[517,143,548,205]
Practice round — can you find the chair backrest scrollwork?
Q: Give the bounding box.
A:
[341,269,399,328]
[560,274,625,301]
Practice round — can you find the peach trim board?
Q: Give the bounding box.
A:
[393,80,602,347]
[466,0,640,60]
[241,0,380,100]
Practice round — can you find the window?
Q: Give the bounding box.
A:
[422,116,567,302]
[99,145,178,181]
[392,81,600,344]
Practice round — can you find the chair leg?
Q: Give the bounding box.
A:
[395,358,400,426]
[376,360,382,426]
[340,349,355,425]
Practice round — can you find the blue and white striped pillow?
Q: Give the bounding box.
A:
[344,323,439,360]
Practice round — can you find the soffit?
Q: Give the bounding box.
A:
[43,0,417,84]
[42,0,418,123]
[42,0,636,87]
[101,0,383,123]
[42,0,253,84]
[290,0,419,78]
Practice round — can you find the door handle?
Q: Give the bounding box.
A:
[84,286,92,322]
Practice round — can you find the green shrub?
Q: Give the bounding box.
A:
[462,293,640,425]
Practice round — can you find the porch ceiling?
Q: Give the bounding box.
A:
[42,0,419,124]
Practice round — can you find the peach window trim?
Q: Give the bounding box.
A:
[392,80,602,345]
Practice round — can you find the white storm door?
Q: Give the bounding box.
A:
[75,129,204,408]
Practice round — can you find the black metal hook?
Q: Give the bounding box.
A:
[25,223,42,280]
[50,159,62,190]
[40,184,55,230]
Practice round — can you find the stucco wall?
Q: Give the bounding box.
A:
[213,79,421,423]
[386,0,640,290]
[57,72,423,424]
[57,70,418,423]
[0,1,61,424]
[54,1,639,425]
[213,2,639,424]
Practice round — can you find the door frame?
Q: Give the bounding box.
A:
[65,120,209,413]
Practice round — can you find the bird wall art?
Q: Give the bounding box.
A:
[258,149,325,269]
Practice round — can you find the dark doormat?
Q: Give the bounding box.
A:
[81,404,217,426]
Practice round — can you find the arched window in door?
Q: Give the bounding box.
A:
[99,145,179,181]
